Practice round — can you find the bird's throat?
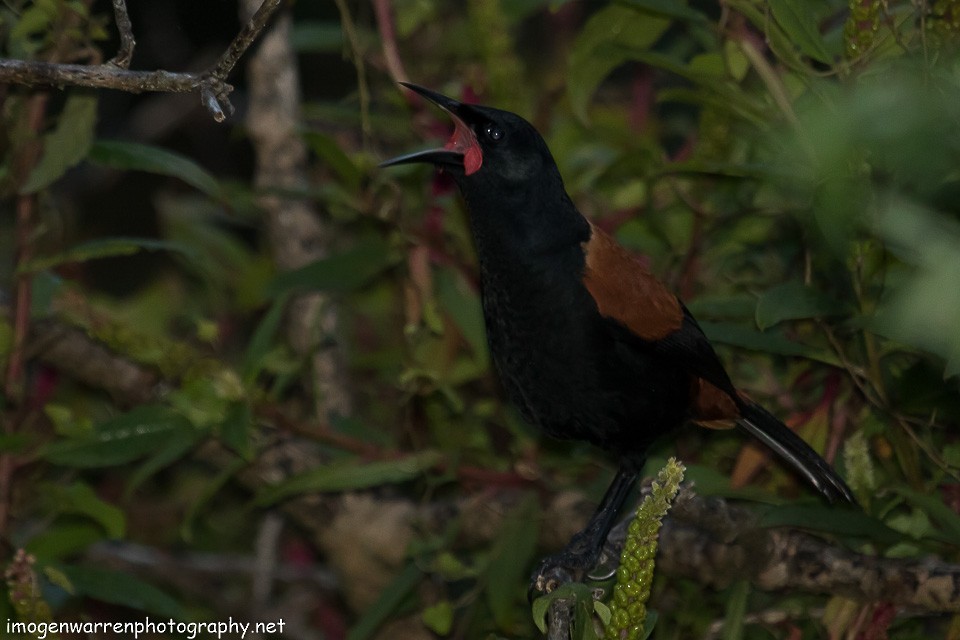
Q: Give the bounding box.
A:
[444,118,482,175]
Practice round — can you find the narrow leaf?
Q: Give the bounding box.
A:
[57,565,183,618]
[89,140,221,198]
[21,92,98,193]
[615,0,708,23]
[42,482,125,539]
[758,504,904,545]
[346,562,421,640]
[485,494,540,628]
[568,5,671,122]
[255,451,441,506]
[18,237,196,274]
[755,279,847,330]
[42,405,194,468]
[266,236,394,297]
[767,0,833,64]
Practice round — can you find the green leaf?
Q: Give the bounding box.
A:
[758,504,904,545]
[568,5,672,122]
[18,237,196,274]
[698,321,832,361]
[89,140,221,198]
[56,565,184,618]
[435,268,487,364]
[290,21,343,53]
[242,295,289,381]
[531,582,596,634]
[42,481,125,539]
[485,494,539,628]
[346,561,421,640]
[721,580,750,640]
[754,279,847,330]
[27,523,105,562]
[421,600,454,635]
[181,456,248,543]
[615,0,708,23]
[218,402,254,460]
[266,236,395,297]
[767,0,833,64]
[254,451,441,506]
[123,428,202,499]
[895,488,960,545]
[42,405,195,468]
[21,92,98,193]
[304,131,361,190]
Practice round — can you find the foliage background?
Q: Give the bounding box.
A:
[1,0,960,638]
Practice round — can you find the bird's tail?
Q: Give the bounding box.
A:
[736,402,857,504]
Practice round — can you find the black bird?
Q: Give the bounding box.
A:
[383,83,856,594]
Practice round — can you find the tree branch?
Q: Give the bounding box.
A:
[107,0,135,69]
[0,0,285,122]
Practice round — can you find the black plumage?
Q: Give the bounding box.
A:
[383,83,855,593]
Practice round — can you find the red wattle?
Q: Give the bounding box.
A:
[464,147,483,175]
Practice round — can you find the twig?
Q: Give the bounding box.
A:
[546,597,575,640]
[333,0,372,143]
[108,0,135,69]
[0,0,285,121]
[372,0,409,83]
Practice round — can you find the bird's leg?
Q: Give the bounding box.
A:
[530,460,642,597]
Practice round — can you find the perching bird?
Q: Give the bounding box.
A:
[382,83,855,594]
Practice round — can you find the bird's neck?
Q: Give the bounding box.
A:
[459,174,589,263]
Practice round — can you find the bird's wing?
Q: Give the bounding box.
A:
[581,223,740,425]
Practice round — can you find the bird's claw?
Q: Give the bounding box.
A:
[529,560,576,601]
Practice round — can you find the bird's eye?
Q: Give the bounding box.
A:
[484,124,503,141]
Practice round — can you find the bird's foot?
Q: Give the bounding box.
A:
[529,555,580,599]
[528,544,612,601]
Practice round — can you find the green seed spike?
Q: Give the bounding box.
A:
[604,458,685,640]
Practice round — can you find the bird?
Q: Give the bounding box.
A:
[382,82,856,595]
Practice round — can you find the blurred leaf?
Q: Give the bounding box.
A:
[531,582,596,636]
[758,504,904,545]
[721,580,749,640]
[27,523,104,562]
[123,428,202,499]
[421,600,454,635]
[754,279,847,330]
[485,493,539,628]
[42,405,195,468]
[266,236,395,297]
[21,92,97,193]
[255,451,441,506]
[56,565,183,618]
[18,237,196,274]
[42,481,125,539]
[242,295,289,381]
[290,21,343,52]
[615,0,708,23]
[435,268,487,364]
[347,561,421,640]
[89,140,221,198]
[767,0,833,63]
[895,488,960,546]
[304,131,362,190]
[568,5,671,122]
[698,321,834,362]
[181,457,248,543]
[218,402,254,460]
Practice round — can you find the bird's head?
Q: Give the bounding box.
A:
[381,83,556,189]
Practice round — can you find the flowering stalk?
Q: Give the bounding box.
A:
[604,458,685,640]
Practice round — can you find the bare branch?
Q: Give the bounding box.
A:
[108,0,135,69]
[0,0,285,121]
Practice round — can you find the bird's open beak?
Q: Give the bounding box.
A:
[380,82,483,175]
